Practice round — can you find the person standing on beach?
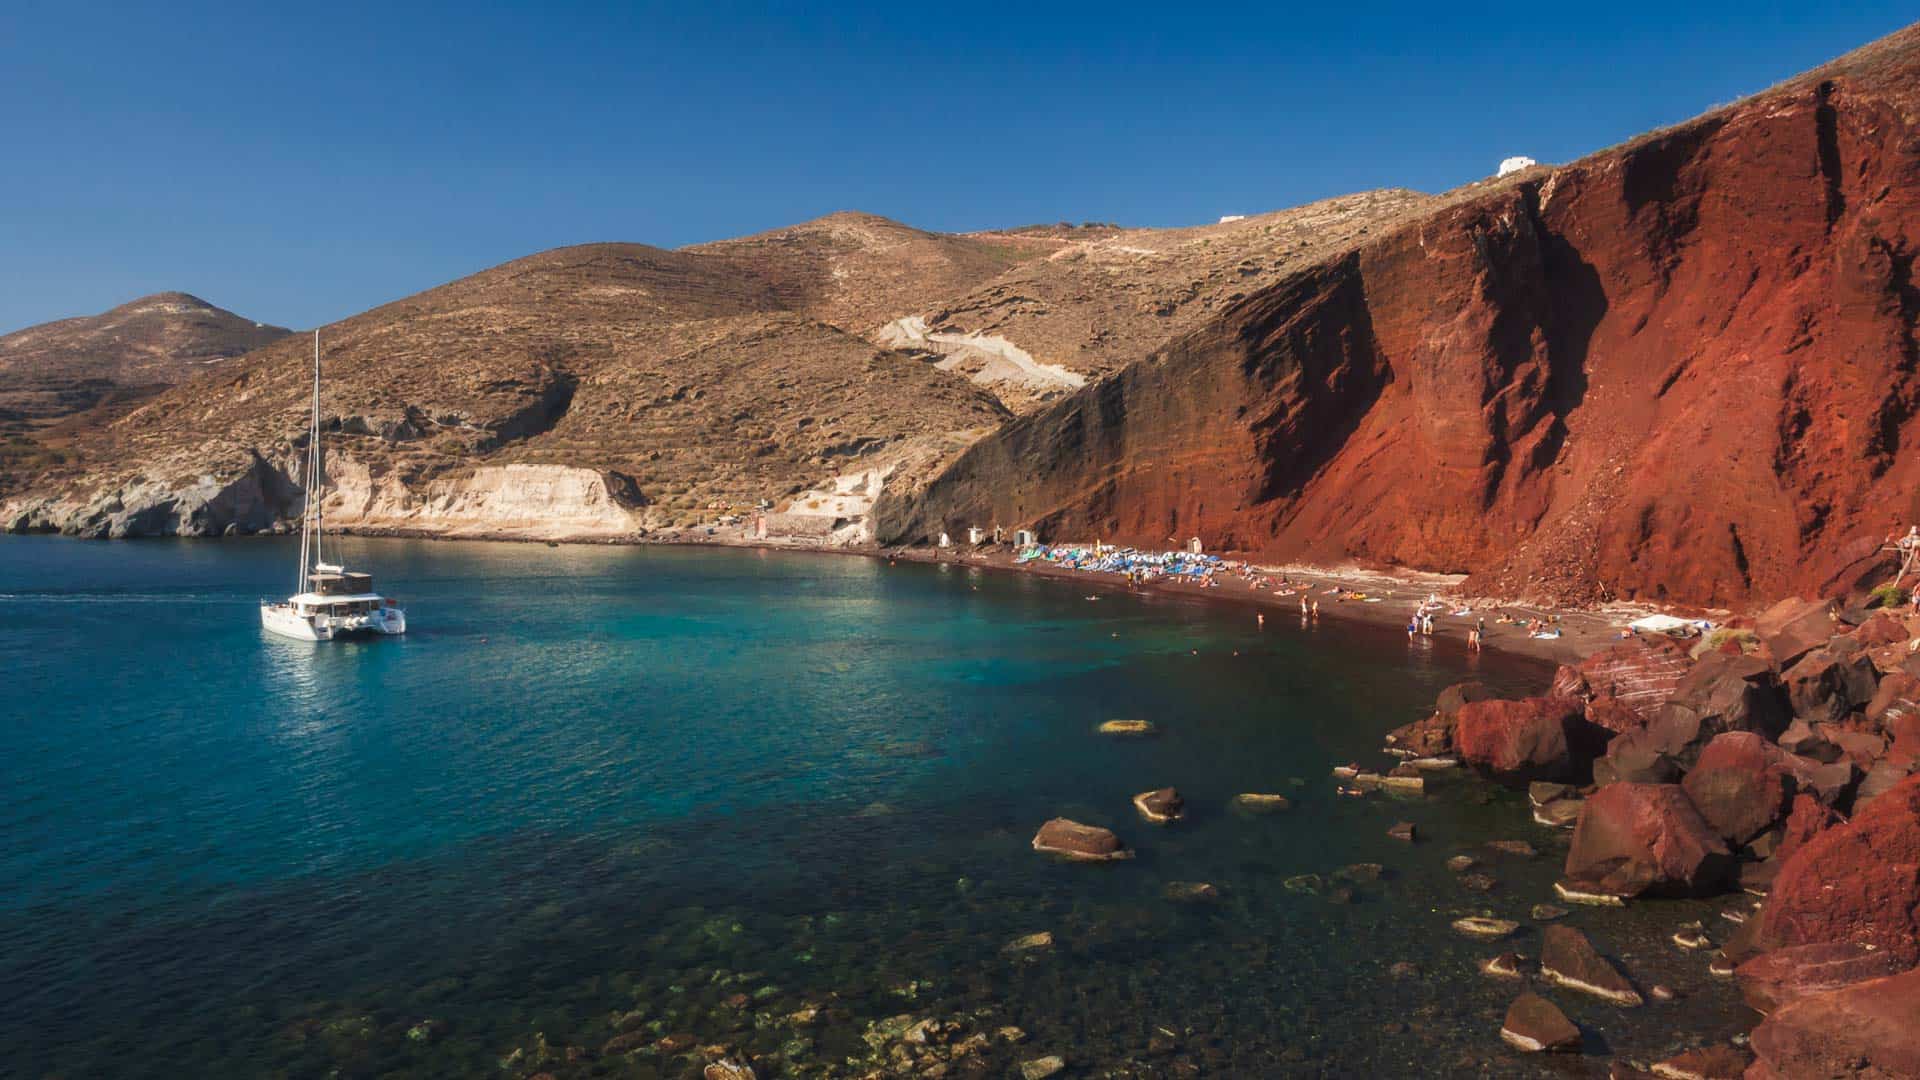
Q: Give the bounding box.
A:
[1310,599,1319,619]
[1468,625,1481,652]
[1407,615,1419,641]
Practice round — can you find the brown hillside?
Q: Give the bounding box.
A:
[0,292,288,438]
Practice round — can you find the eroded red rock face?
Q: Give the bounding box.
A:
[882,28,1920,607]
[1747,772,1920,964]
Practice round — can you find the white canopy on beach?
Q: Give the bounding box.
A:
[1628,613,1703,637]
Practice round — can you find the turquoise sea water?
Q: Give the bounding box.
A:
[0,537,1750,1077]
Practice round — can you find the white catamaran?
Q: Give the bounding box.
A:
[260,332,407,641]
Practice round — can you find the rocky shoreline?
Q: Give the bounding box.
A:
[1360,595,1920,1076]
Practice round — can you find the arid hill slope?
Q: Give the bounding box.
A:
[0,292,288,437]
[882,24,1920,607]
[1,197,1425,541]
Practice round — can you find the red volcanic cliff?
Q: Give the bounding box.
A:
[879,26,1920,606]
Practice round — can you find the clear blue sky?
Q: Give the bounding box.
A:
[1,1,1912,333]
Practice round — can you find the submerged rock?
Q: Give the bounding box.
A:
[1163,881,1221,903]
[1452,916,1520,939]
[1387,822,1418,842]
[1132,787,1185,824]
[1480,952,1530,979]
[1019,1054,1067,1079]
[1231,792,1292,812]
[1004,931,1055,953]
[1031,818,1131,861]
[704,1060,757,1080]
[1500,992,1582,1052]
[1097,719,1157,737]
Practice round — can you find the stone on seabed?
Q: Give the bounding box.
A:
[1019,1053,1067,1079]
[1500,992,1582,1052]
[1030,818,1131,861]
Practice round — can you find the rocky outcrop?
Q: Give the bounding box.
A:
[883,26,1920,607]
[1563,782,1732,897]
[4,451,300,538]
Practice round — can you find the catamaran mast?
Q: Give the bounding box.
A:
[296,331,323,593]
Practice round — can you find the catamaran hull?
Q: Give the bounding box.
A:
[260,604,406,641]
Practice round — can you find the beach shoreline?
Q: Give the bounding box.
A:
[203,519,1694,667]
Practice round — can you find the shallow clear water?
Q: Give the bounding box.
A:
[0,536,1751,1077]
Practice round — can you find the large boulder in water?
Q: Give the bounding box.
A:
[1681,732,1831,846]
[1498,992,1582,1052]
[1455,696,1609,782]
[1749,965,1920,1079]
[1563,782,1732,897]
[1538,925,1642,1005]
[1742,771,1920,965]
[1756,597,1838,668]
[1385,681,1499,757]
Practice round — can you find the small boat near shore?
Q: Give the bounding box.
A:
[260,332,406,641]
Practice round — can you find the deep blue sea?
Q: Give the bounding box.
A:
[0,536,1751,1077]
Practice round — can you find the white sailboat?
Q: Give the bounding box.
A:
[260,332,407,641]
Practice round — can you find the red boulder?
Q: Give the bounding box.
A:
[1679,732,1825,846]
[1854,611,1910,647]
[1563,782,1732,897]
[1456,696,1609,781]
[1745,772,1920,965]
[1748,965,1920,1079]
[1755,598,1836,668]
[1782,647,1880,725]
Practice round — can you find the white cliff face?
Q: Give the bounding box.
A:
[325,462,648,537]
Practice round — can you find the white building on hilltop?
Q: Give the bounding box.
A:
[1497,156,1538,177]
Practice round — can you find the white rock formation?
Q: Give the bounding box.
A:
[876,316,1085,396]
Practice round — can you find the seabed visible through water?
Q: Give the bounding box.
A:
[0,536,1753,1077]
